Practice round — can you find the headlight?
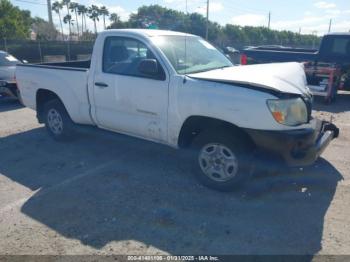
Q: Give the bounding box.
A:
[267,98,308,126]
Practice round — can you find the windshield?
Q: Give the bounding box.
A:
[151,35,233,74]
[0,52,20,66]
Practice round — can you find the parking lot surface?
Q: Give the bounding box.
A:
[0,93,350,255]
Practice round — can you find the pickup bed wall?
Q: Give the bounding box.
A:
[40,60,91,69]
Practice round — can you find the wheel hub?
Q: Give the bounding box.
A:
[198,143,239,182]
[47,108,63,135]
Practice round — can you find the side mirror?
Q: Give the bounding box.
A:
[22,60,28,64]
[138,59,158,75]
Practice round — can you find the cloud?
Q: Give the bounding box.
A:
[325,9,341,16]
[273,16,326,30]
[301,19,350,35]
[314,1,336,9]
[271,11,350,35]
[230,14,267,27]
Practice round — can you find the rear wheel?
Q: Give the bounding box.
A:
[191,129,254,191]
[43,99,76,141]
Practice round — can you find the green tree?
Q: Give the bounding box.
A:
[109,13,120,24]
[69,2,80,38]
[52,1,64,40]
[88,5,100,35]
[63,14,73,37]
[99,6,109,30]
[108,12,131,29]
[77,4,88,36]
[31,17,58,40]
[0,0,32,39]
[62,0,72,38]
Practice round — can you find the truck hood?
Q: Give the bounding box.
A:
[187,62,311,97]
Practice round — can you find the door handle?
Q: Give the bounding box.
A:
[95,82,108,88]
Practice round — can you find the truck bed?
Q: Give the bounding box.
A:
[16,61,93,125]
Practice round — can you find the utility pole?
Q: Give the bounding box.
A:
[299,27,301,35]
[328,19,332,33]
[47,0,53,26]
[268,11,271,29]
[205,0,209,40]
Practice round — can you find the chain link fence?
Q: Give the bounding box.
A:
[1,37,319,64]
[1,39,94,63]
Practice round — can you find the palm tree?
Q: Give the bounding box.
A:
[69,2,80,38]
[88,5,100,35]
[109,12,120,24]
[77,4,88,35]
[62,0,71,38]
[99,6,109,30]
[52,1,64,40]
[63,14,73,31]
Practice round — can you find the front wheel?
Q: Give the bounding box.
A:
[191,130,254,191]
[43,99,76,141]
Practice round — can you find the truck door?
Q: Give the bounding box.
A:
[92,36,169,143]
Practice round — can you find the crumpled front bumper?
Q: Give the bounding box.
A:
[245,119,339,167]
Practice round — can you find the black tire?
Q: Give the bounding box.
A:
[43,99,76,141]
[191,129,254,192]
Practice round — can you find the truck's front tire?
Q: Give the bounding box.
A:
[43,99,76,141]
[191,130,254,192]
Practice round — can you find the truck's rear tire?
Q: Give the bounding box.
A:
[43,99,76,141]
[191,129,254,192]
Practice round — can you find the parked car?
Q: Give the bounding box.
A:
[16,29,339,191]
[222,46,241,64]
[242,33,350,102]
[0,51,23,103]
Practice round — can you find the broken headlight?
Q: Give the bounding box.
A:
[267,98,308,126]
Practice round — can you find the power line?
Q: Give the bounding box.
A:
[15,0,47,6]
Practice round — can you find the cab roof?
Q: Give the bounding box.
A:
[100,29,196,38]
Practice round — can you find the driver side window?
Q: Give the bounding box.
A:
[102,36,165,80]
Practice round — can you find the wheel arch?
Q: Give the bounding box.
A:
[36,89,66,123]
[177,115,255,149]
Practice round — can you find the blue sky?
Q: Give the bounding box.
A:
[11,0,350,35]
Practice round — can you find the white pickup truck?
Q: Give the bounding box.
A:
[16,29,339,191]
